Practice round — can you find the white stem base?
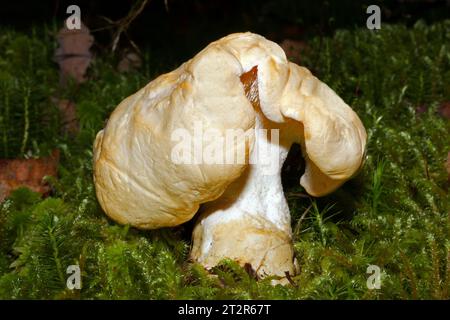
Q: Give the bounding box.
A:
[190,115,299,278]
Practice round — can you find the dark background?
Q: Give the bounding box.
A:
[1,0,449,66]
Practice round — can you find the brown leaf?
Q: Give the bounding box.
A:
[0,149,59,202]
[54,22,94,86]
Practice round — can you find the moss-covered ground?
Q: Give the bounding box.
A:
[0,21,449,299]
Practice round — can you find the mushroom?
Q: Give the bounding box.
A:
[93,33,367,279]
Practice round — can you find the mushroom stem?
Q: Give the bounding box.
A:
[190,99,302,279]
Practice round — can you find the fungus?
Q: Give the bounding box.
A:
[93,33,367,279]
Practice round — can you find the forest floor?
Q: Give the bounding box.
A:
[0,20,449,299]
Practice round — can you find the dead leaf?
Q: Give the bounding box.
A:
[54,22,94,86]
[0,149,59,202]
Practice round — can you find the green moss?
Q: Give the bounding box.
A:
[0,28,60,159]
[0,21,449,299]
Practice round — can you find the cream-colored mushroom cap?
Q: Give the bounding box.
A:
[279,63,367,196]
[93,32,366,230]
